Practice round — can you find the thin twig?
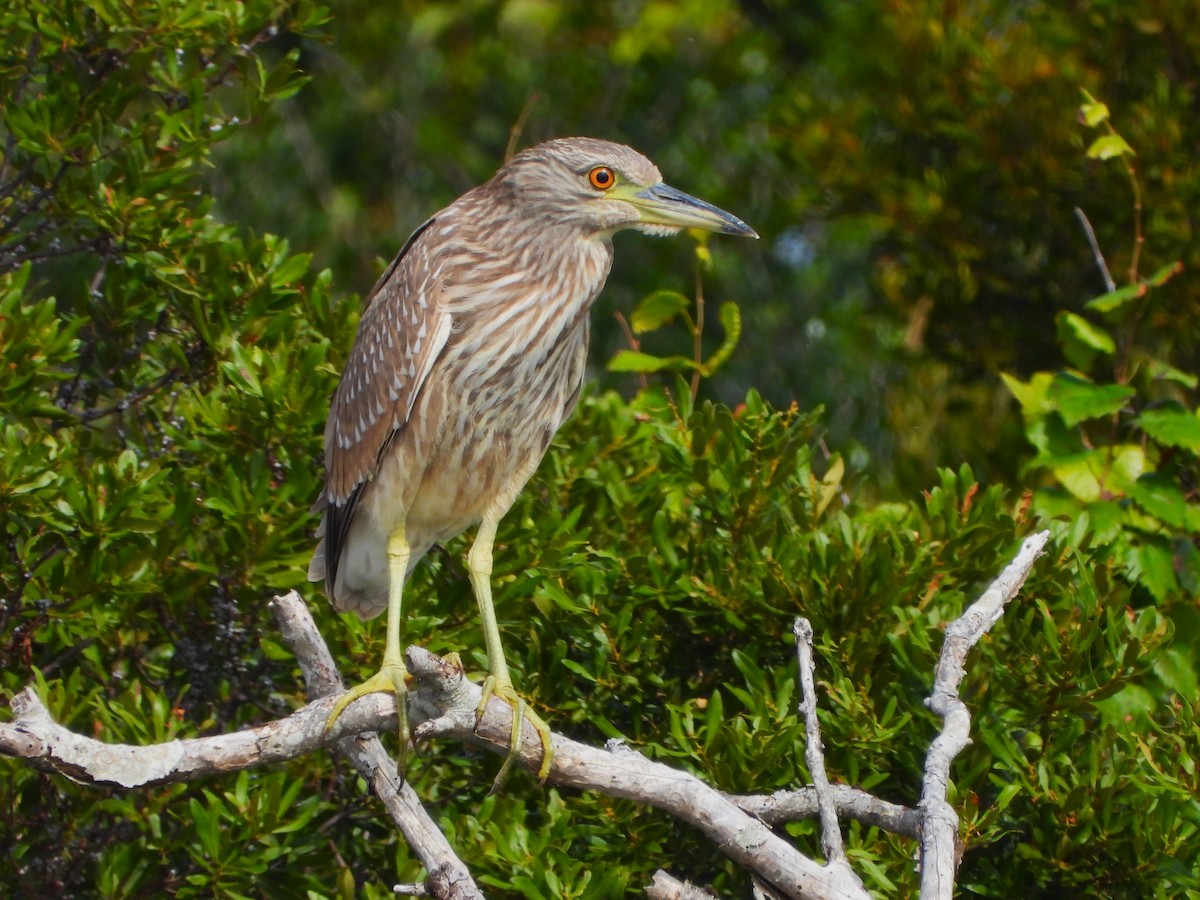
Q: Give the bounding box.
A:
[614,309,650,393]
[505,94,541,163]
[794,619,854,877]
[1073,207,1115,294]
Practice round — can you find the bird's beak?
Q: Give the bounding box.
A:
[619,182,758,238]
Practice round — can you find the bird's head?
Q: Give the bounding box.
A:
[496,137,758,241]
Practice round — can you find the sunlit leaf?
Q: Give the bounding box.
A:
[1129,474,1188,528]
[1086,134,1135,159]
[1047,372,1135,426]
[1137,404,1200,452]
[607,349,697,373]
[1085,283,1144,314]
[1057,312,1115,354]
[629,290,690,334]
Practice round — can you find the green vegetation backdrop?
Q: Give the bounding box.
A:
[1,1,1197,896]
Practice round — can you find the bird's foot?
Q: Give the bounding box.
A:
[476,675,553,791]
[325,662,411,772]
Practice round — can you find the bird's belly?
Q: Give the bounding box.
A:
[405,409,554,543]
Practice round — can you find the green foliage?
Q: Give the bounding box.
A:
[3,2,1199,898]
[1003,102,1200,712]
[212,0,1200,495]
[607,239,743,397]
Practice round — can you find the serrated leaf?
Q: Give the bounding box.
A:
[1137,404,1200,451]
[1047,372,1134,426]
[1085,283,1144,314]
[1129,474,1188,527]
[629,290,690,334]
[1087,134,1135,160]
[1052,445,1146,502]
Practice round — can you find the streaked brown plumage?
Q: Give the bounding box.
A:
[311,137,755,783]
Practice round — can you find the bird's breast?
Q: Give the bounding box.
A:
[402,239,610,542]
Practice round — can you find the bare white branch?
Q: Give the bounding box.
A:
[793,618,867,894]
[918,530,1051,899]
[793,619,850,870]
[0,530,1052,900]
[407,646,869,900]
[1,594,867,899]
[645,870,720,899]
[270,592,484,900]
[1074,207,1117,294]
[730,786,918,838]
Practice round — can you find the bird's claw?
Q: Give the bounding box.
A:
[325,662,412,774]
[477,675,553,791]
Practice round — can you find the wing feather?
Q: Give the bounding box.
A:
[313,217,452,592]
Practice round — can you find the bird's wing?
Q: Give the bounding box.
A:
[318,218,453,589]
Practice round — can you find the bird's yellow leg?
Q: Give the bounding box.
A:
[468,518,553,788]
[325,524,411,764]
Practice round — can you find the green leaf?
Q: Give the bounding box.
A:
[1137,404,1200,452]
[1145,260,1184,287]
[1047,372,1135,426]
[1001,371,1055,417]
[1078,91,1109,127]
[269,252,312,288]
[1051,445,1146,502]
[1056,311,1115,371]
[700,301,742,376]
[1145,357,1200,389]
[814,454,844,520]
[1085,283,1144,314]
[630,290,690,334]
[703,690,724,754]
[1086,134,1135,159]
[1128,539,1178,602]
[1152,647,1199,699]
[1129,474,1188,527]
[1057,311,1115,354]
[607,350,696,373]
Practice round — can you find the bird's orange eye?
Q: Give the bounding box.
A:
[588,166,615,190]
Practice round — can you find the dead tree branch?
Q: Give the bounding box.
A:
[1,532,1051,898]
[918,530,1051,898]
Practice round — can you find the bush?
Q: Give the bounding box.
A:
[2,2,1197,896]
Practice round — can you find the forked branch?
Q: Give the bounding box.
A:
[2,532,1051,898]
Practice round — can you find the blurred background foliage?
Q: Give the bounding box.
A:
[1,0,1198,897]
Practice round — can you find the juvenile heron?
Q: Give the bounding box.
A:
[310,137,756,782]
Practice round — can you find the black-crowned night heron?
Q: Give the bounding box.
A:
[310,137,755,783]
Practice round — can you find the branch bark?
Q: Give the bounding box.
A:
[793,618,864,891]
[918,530,1051,898]
[270,592,484,900]
[0,533,1051,898]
